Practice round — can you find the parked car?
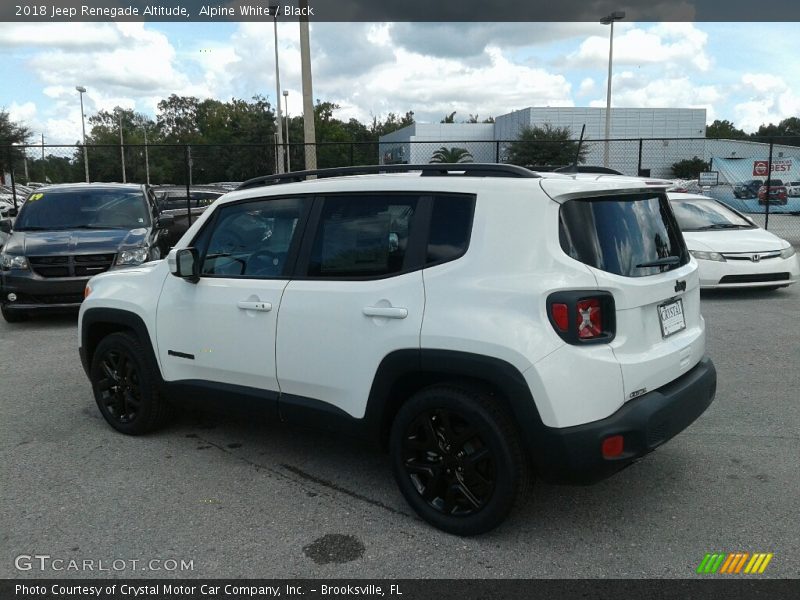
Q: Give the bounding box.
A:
[79,164,716,535]
[0,183,174,322]
[668,193,798,289]
[785,181,800,197]
[153,185,226,248]
[733,179,762,199]
[757,179,788,205]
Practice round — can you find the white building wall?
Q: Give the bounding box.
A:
[376,107,791,177]
[379,123,496,164]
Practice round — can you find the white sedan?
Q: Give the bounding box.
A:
[669,193,799,290]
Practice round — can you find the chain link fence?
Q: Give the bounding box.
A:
[2,137,799,245]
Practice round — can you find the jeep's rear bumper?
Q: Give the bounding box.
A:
[533,356,716,483]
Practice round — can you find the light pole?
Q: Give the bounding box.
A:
[270,5,285,174]
[75,86,89,182]
[600,11,625,168]
[283,90,291,172]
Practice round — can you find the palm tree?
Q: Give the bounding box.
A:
[429,146,474,164]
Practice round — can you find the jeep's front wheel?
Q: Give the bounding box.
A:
[90,332,173,435]
[390,385,527,536]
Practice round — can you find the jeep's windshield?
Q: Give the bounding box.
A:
[14,189,150,231]
[559,193,689,277]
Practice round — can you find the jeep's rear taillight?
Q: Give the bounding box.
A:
[576,298,602,339]
[547,291,616,345]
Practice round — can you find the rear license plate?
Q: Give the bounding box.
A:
[658,299,686,337]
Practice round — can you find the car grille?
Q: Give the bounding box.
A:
[29,254,115,278]
[720,251,781,261]
[719,273,791,284]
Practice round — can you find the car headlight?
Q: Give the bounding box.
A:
[781,246,797,259]
[690,250,726,262]
[0,254,29,271]
[116,248,149,266]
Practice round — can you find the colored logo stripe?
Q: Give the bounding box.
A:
[697,552,773,574]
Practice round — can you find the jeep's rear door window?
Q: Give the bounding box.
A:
[559,194,688,277]
[15,189,150,230]
[308,195,418,278]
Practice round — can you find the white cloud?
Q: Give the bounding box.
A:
[8,101,37,126]
[567,23,711,72]
[332,46,573,124]
[0,23,121,49]
[577,78,596,97]
[734,74,800,132]
[588,72,720,113]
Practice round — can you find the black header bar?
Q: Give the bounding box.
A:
[2,0,800,22]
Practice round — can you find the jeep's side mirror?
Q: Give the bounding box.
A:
[169,247,199,282]
[7,207,17,218]
[0,219,11,234]
[157,213,175,229]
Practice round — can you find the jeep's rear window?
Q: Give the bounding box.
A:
[559,194,688,277]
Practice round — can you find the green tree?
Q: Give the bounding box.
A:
[429,146,474,163]
[441,111,457,123]
[82,107,159,183]
[369,111,415,138]
[671,156,709,179]
[0,110,31,178]
[752,117,800,145]
[505,124,588,168]
[706,119,747,139]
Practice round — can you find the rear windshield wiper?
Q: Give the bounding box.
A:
[636,257,681,269]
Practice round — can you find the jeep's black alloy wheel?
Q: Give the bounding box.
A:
[402,408,496,516]
[390,385,527,535]
[97,349,141,425]
[90,332,173,435]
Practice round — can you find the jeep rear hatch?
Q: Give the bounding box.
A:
[551,188,705,404]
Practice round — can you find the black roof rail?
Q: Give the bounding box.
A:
[236,163,539,190]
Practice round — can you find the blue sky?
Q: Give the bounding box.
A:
[1,21,797,144]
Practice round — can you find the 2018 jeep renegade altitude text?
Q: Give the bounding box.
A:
[78,164,716,535]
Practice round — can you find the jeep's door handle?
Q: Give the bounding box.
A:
[237,301,272,312]
[363,306,408,319]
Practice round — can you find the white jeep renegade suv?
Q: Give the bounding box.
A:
[79,164,716,535]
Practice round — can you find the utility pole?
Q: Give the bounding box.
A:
[299,0,317,170]
[143,123,151,185]
[119,112,126,183]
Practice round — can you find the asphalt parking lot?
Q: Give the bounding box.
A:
[1,285,799,579]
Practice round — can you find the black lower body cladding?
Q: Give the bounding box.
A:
[535,357,716,483]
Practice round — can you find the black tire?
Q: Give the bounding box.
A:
[90,331,173,435]
[390,384,528,536]
[1,304,28,323]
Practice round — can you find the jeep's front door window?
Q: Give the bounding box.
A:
[195,197,306,278]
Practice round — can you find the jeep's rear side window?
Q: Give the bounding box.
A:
[426,195,475,265]
[308,195,418,278]
[559,194,688,277]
